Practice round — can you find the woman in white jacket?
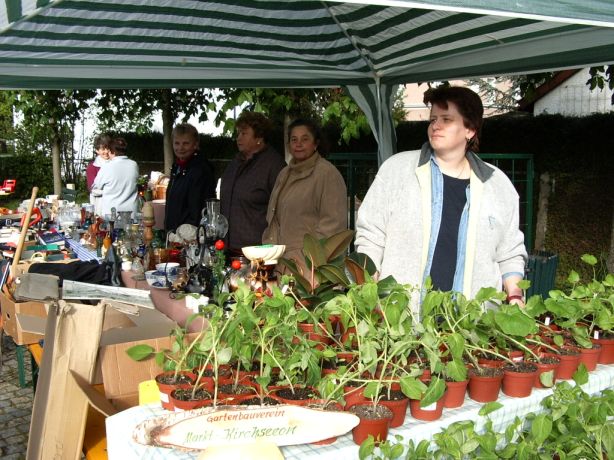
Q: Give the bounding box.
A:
[92,137,139,218]
[355,86,527,307]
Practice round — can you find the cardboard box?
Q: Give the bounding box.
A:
[0,290,48,345]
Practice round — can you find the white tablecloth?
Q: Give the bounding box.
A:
[106,365,614,459]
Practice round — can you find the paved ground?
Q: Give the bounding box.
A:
[0,333,33,460]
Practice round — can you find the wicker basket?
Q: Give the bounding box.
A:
[154,175,170,200]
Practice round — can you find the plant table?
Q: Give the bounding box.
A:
[105,364,614,459]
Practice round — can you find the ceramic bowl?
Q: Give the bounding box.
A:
[241,244,286,265]
[145,270,167,287]
[155,262,180,276]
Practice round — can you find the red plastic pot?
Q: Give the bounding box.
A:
[379,395,409,428]
[271,386,319,406]
[444,379,468,408]
[155,371,195,411]
[532,355,560,389]
[343,384,367,409]
[170,388,213,411]
[467,368,503,403]
[502,363,538,398]
[408,394,445,421]
[579,345,601,371]
[297,322,333,345]
[556,348,581,380]
[349,403,393,445]
[592,337,614,364]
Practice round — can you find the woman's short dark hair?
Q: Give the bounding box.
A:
[110,137,128,156]
[425,86,484,152]
[236,112,273,142]
[287,118,329,156]
[93,133,112,151]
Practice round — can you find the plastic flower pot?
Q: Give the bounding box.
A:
[409,394,445,421]
[379,390,409,428]
[348,403,393,446]
[593,337,614,364]
[155,371,195,411]
[170,387,213,412]
[271,386,319,406]
[443,379,469,408]
[467,367,503,403]
[343,384,367,409]
[579,345,601,371]
[502,363,538,398]
[555,348,581,380]
[531,355,560,388]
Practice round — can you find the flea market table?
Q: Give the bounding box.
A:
[105,365,614,459]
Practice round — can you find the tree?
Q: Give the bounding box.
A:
[95,88,220,173]
[10,90,94,195]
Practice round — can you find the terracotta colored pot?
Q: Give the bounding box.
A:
[271,386,319,406]
[170,387,212,411]
[379,394,409,428]
[467,368,503,403]
[349,403,393,445]
[155,371,195,411]
[502,363,538,398]
[297,322,333,344]
[409,394,445,421]
[532,355,560,389]
[344,384,367,409]
[444,379,469,408]
[579,345,601,371]
[592,337,614,364]
[556,348,581,380]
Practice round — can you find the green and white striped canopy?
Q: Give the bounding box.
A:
[2,0,614,89]
[2,0,614,161]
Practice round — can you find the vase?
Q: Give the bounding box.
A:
[349,403,393,445]
[468,368,503,403]
[502,363,538,398]
[444,379,469,408]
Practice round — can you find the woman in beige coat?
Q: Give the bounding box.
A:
[263,118,347,275]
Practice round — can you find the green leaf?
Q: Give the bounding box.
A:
[531,413,552,444]
[318,264,350,286]
[125,344,155,361]
[420,377,445,407]
[580,254,598,266]
[479,401,503,416]
[567,270,580,284]
[539,370,555,388]
[494,305,537,336]
[445,359,468,382]
[573,363,589,385]
[303,233,327,267]
[601,424,614,455]
[322,229,354,261]
[358,435,375,459]
[399,376,426,400]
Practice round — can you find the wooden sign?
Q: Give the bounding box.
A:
[133,404,359,450]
